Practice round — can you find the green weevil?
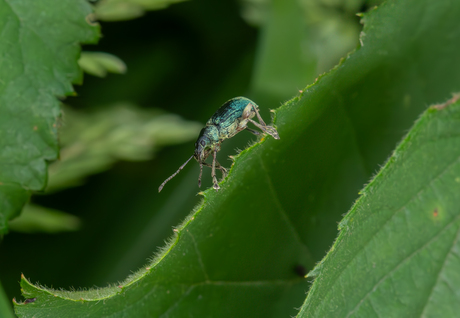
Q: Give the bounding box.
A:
[158,97,280,192]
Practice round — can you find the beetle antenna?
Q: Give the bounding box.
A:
[158,155,194,192]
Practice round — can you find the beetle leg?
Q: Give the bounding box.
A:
[248,118,280,140]
[212,149,220,190]
[252,105,267,126]
[245,127,261,136]
[217,162,228,178]
[242,103,255,119]
[248,104,280,139]
[202,162,227,179]
[198,161,203,188]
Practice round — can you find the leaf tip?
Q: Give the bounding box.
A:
[307,263,322,278]
[85,13,99,27]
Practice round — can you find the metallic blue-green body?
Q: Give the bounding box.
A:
[159,96,279,192]
[210,97,254,134]
[194,97,256,162]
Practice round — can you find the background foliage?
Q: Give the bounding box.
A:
[1,0,459,317]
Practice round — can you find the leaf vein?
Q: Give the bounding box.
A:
[333,152,460,317]
[259,157,314,265]
[188,231,210,281]
[419,217,460,317]
[345,214,460,318]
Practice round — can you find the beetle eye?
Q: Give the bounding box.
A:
[200,140,206,147]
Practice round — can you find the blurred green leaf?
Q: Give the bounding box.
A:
[243,0,363,77]
[0,0,99,234]
[8,204,80,234]
[302,0,361,74]
[79,52,127,77]
[251,0,317,104]
[94,0,187,21]
[47,104,201,192]
[14,0,460,316]
[240,0,269,27]
[298,96,460,317]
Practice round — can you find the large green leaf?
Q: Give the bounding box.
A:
[299,96,460,317]
[0,0,99,234]
[14,0,460,316]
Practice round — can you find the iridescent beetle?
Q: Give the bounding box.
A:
[158,97,279,192]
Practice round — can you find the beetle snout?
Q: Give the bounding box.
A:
[194,142,206,161]
[194,147,203,161]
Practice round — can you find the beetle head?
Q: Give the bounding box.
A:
[194,128,213,162]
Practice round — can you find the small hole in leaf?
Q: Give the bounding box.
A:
[24,298,36,304]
